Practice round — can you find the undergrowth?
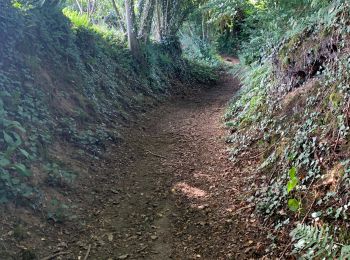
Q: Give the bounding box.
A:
[226,0,350,257]
[180,32,222,69]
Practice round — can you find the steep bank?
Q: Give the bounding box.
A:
[225,2,350,257]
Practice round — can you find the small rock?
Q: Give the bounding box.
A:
[107,233,114,242]
[57,241,68,248]
[197,204,208,210]
[151,235,158,240]
[118,254,129,259]
[256,242,263,251]
[244,243,254,253]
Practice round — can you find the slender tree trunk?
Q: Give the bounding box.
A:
[139,0,155,43]
[80,0,84,13]
[138,0,145,20]
[125,0,137,50]
[90,0,96,17]
[155,0,163,41]
[164,0,169,37]
[87,0,90,17]
[87,0,96,18]
[75,0,83,14]
[202,13,206,41]
[111,0,126,33]
[125,0,142,60]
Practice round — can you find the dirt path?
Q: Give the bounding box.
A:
[0,62,274,260]
[69,69,268,259]
[0,68,268,260]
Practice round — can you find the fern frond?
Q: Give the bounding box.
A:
[340,245,350,260]
[291,224,338,259]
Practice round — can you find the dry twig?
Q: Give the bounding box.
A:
[41,251,70,260]
[83,244,91,260]
[145,149,167,159]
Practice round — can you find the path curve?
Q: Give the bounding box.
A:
[83,68,267,259]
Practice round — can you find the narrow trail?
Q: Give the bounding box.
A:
[79,67,267,259]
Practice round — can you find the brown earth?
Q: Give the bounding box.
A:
[0,64,270,259]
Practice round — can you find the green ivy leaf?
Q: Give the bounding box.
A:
[12,132,22,147]
[288,198,301,212]
[4,131,22,157]
[11,178,20,185]
[0,195,8,204]
[287,178,298,193]
[0,171,10,182]
[19,183,33,197]
[289,166,297,179]
[0,157,10,167]
[12,163,31,177]
[2,119,25,133]
[340,245,350,259]
[3,131,14,144]
[19,149,30,159]
[287,167,299,193]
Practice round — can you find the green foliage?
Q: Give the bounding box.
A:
[291,224,350,259]
[286,167,300,212]
[180,32,221,68]
[201,0,256,54]
[47,198,75,223]
[202,0,253,22]
[12,0,23,9]
[62,8,89,28]
[225,62,271,128]
[45,163,76,187]
[288,199,300,212]
[224,0,346,63]
[187,61,219,84]
[287,167,298,193]
[0,97,34,203]
[224,0,350,256]
[179,22,223,83]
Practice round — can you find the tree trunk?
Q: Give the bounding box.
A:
[138,0,155,43]
[90,0,96,17]
[125,0,142,60]
[155,0,163,41]
[75,0,83,14]
[111,0,126,33]
[202,13,206,41]
[87,0,96,18]
[87,0,90,17]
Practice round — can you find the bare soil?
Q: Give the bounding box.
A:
[0,66,269,259]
